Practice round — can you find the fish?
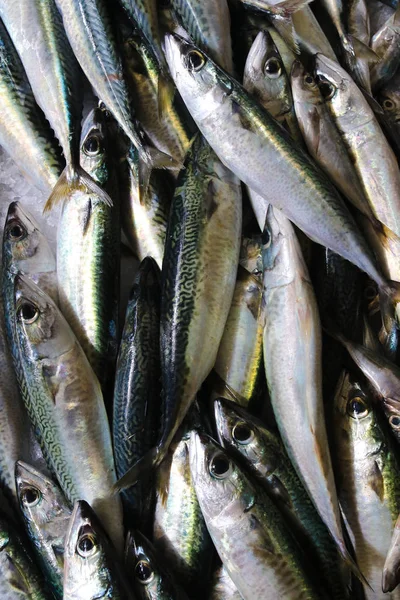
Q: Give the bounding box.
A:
[346,0,373,94]
[0,511,52,599]
[12,275,124,553]
[212,266,263,408]
[290,61,371,219]
[189,431,321,600]
[370,6,400,91]
[63,500,134,600]
[0,0,107,208]
[56,107,120,398]
[54,0,178,198]
[319,0,359,80]
[15,462,71,599]
[121,25,192,162]
[126,529,189,599]
[261,205,356,573]
[153,428,214,598]
[366,0,395,36]
[113,257,161,525]
[332,370,400,599]
[115,134,242,489]
[170,0,234,73]
[0,18,63,193]
[243,30,302,142]
[164,34,397,304]
[383,513,400,593]
[209,564,242,600]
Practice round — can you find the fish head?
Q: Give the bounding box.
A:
[243,31,290,120]
[333,371,375,445]
[214,398,280,477]
[189,431,256,520]
[314,54,354,120]
[64,501,113,599]
[14,275,74,360]
[3,202,55,278]
[378,88,400,123]
[15,462,70,548]
[126,530,165,596]
[291,60,322,106]
[164,33,227,124]
[80,108,110,187]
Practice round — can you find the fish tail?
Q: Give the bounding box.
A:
[43,165,112,213]
[112,446,162,494]
[136,145,183,203]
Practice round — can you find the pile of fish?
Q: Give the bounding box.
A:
[1,0,400,598]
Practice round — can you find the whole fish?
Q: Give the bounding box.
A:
[0,512,51,599]
[153,429,214,598]
[377,67,400,159]
[13,276,123,553]
[116,134,242,489]
[0,18,63,193]
[164,34,397,303]
[209,564,242,600]
[189,431,321,600]
[57,108,120,397]
[0,0,107,207]
[371,6,400,91]
[126,530,189,599]
[54,0,177,196]
[212,267,263,408]
[290,61,370,218]
[384,513,400,593]
[64,500,134,600]
[261,205,354,570]
[121,26,192,162]
[332,371,400,599]
[314,55,400,241]
[170,0,234,73]
[119,142,173,268]
[243,30,302,141]
[15,462,71,599]
[113,257,161,524]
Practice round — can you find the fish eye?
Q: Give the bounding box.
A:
[262,227,271,248]
[264,57,281,79]
[347,396,369,419]
[389,415,400,430]
[135,560,154,584]
[253,268,262,276]
[7,223,26,241]
[319,82,335,100]
[364,283,377,300]
[382,98,395,112]
[77,533,97,558]
[18,302,39,324]
[304,74,314,86]
[185,50,205,72]
[209,452,231,479]
[232,422,254,445]
[21,486,41,507]
[83,135,101,156]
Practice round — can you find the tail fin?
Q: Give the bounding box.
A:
[137,146,182,202]
[113,446,162,494]
[44,165,112,213]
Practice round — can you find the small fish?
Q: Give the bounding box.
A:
[126,530,189,599]
[15,462,71,599]
[115,134,242,489]
[64,500,134,600]
[189,431,321,599]
[371,6,400,91]
[0,512,52,599]
[0,18,63,193]
[113,257,161,525]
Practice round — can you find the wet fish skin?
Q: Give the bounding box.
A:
[346,0,372,94]
[214,398,350,599]
[13,275,124,554]
[64,500,134,600]
[209,564,242,600]
[290,60,370,219]
[153,429,214,598]
[113,257,161,524]
[126,530,189,599]
[57,107,120,398]
[383,513,400,593]
[377,68,400,160]
[15,462,71,599]
[371,7,400,91]
[164,34,387,290]
[0,512,52,599]
[189,431,321,600]
[0,18,63,192]
[332,371,400,599]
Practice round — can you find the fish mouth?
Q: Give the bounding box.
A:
[291,60,304,79]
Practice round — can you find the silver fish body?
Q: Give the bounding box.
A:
[371,7,400,91]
